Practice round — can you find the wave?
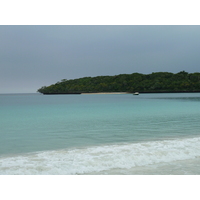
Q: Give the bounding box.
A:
[1,136,200,175]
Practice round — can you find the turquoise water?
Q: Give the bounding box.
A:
[1,93,200,174]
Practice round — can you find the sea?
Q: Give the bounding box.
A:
[1,92,200,175]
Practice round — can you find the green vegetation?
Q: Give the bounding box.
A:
[37,71,200,94]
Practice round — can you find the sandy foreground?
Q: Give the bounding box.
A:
[81,92,131,95]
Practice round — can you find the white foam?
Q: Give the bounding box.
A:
[1,136,200,175]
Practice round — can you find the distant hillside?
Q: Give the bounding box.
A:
[37,71,200,94]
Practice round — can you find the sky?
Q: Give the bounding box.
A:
[1,25,200,93]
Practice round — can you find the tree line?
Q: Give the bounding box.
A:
[37,71,200,94]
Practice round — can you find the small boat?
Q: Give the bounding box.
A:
[133,92,139,95]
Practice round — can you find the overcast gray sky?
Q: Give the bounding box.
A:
[1,25,200,93]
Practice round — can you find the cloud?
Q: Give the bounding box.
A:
[1,25,200,93]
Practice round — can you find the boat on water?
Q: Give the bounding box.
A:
[133,92,139,95]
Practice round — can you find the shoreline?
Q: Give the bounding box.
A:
[41,91,200,95]
[81,92,130,95]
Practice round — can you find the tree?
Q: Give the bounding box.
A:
[37,71,200,94]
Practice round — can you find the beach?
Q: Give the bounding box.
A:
[1,93,200,175]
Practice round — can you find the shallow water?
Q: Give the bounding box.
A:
[1,93,200,174]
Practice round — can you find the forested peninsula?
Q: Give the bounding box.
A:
[37,71,200,94]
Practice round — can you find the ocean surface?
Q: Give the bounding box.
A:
[1,93,200,175]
